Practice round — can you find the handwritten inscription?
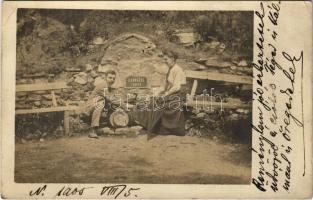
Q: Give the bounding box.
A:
[29,185,47,196]
[29,185,140,198]
[252,1,304,193]
[55,186,93,197]
[101,184,140,199]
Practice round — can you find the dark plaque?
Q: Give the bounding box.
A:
[126,76,147,88]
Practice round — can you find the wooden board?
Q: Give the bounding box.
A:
[185,70,252,85]
[185,99,251,109]
[16,82,68,92]
[15,106,78,114]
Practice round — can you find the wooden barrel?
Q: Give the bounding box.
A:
[109,109,129,127]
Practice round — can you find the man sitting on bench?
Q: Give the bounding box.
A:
[85,69,116,138]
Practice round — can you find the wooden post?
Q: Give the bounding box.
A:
[190,79,198,98]
[64,111,70,136]
[51,91,57,107]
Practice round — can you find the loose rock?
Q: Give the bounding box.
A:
[235,108,246,114]
[230,66,237,70]
[238,60,248,67]
[42,94,52,100]
[196,112,206,118]
[90,70,98,78]
[99,127,114,135]
[85,64,93,72]
[34,101,41,107]
[94,77,104,86]
[115,128,129,135]
[74,76,87,85]
[92,37,105,45]
[130,125,143,132]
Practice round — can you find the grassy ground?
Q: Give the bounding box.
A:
[15,134,251,184]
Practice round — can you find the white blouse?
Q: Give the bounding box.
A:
[167,64,187,87]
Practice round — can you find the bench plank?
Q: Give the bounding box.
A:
[16,82,68,92]
[15,106,78,115]
[185,99,251,109]
[185,70,252,85]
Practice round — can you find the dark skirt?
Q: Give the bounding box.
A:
[132,86,186,135]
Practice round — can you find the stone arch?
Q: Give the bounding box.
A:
[98,33,169,89]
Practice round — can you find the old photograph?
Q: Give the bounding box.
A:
[2,0,313,199]
[14,9,254,184]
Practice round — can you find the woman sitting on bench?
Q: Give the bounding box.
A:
[132,50,187,137]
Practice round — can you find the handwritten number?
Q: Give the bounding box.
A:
[55,186,93,197]
[124,188,140,197]
[100,185,127,199]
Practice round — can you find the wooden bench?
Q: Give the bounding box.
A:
[185,70,252,109]
[15,71,252,135]
[15,82,78,135]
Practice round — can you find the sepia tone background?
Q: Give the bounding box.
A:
[2,1,312,199]
[14,9,253,184]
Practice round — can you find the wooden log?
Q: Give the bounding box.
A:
[109,110,129,127]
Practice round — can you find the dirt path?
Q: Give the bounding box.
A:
[15,135,251,184]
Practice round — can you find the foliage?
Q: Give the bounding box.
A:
[16,9,253,74]
[193,12,253,57]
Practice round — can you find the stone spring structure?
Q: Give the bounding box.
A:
[15,33,171,109]
[15,33,252,140]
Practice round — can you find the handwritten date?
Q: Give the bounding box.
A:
[29,184,140,198]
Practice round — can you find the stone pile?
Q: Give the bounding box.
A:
[98,126,143,137]
[65,66,99,105]
[170,29,197,47]
[15,63,135,109]
[177,57,252,76]
[15,89,67,109]
[169,29,252,76]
